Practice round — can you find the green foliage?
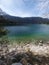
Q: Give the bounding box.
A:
[0,27,8,37]
[0,27,10,44]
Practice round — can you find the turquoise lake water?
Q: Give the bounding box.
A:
[3,24,49,41]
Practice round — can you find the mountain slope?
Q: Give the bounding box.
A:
[0,8,49,26]
[0,8,7,15]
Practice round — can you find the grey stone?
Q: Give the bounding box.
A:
[12,63,22,65]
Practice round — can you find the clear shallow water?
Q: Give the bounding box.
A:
[4,24,49,40]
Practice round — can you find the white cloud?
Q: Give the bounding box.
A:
[0,0,12,7]
[32,0,49,18]
[0,0,49,17]
[37,0,49,11]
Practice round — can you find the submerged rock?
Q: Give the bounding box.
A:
[47,41,49,45]
[39,42,43,46]
[39,40,43,43]
[39,40,43,46]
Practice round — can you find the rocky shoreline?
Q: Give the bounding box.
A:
[0,40,49,65]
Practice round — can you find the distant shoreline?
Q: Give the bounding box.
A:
[0,23,49,26]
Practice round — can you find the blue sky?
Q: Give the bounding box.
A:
[0,0,49,17]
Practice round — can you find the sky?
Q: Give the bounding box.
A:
[0,0,49,18]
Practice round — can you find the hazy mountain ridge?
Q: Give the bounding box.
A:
[0,9,49,26]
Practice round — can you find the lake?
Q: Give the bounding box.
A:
[3,24,49,41]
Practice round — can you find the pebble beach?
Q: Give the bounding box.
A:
[0,40,49,65]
